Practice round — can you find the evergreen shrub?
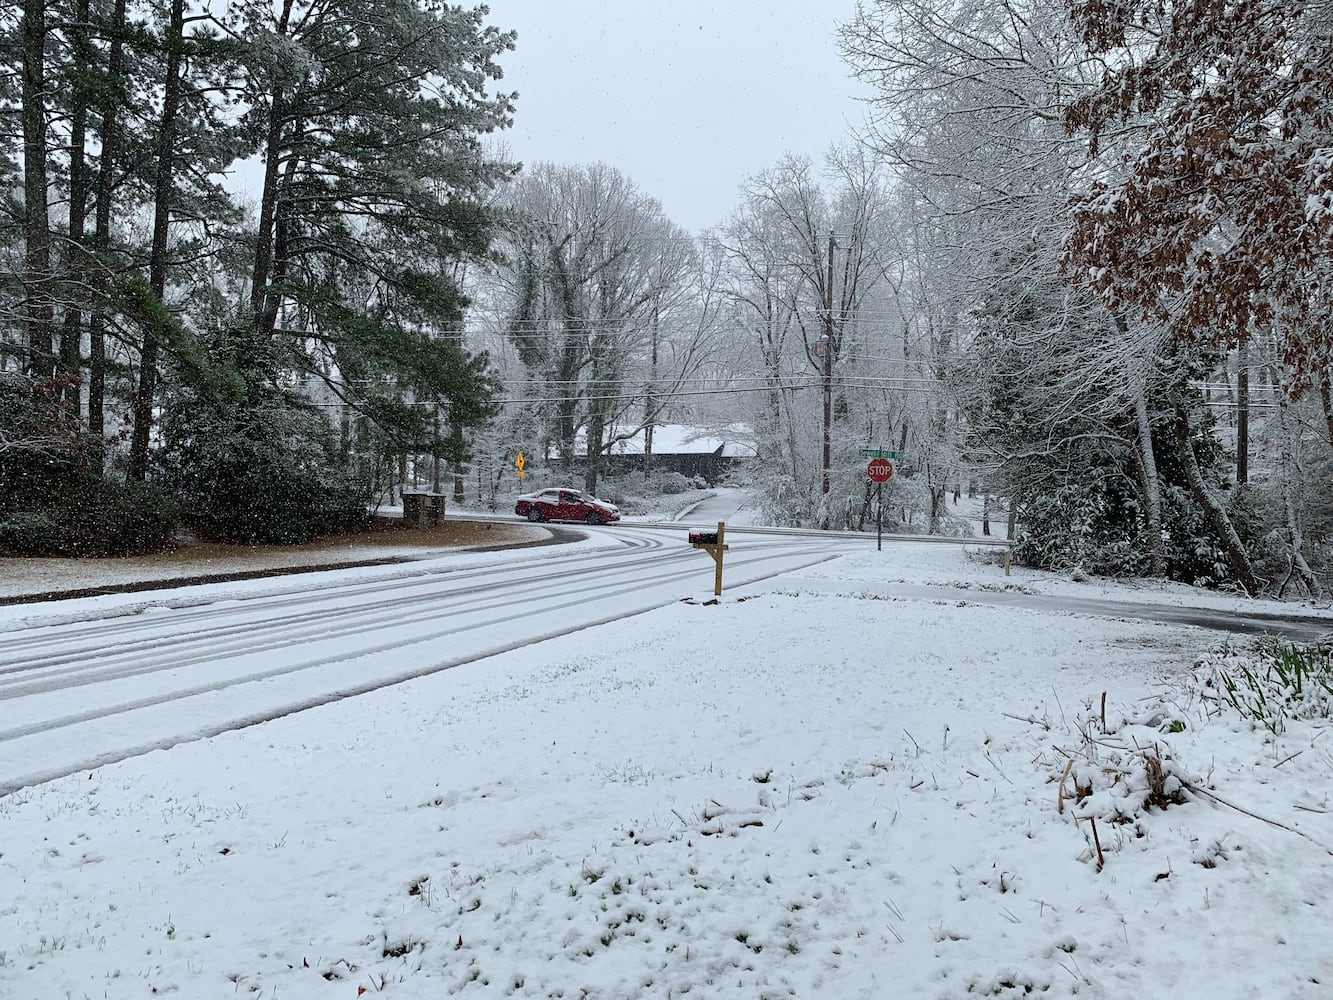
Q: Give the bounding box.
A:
[0,471,179,556]
[159,383,371,546]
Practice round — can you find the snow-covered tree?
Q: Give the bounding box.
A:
[492,162,714,495]
[1062,0,1333,397]
[718,147,894,527]
[840,0,1262,579]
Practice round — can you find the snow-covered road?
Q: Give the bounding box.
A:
[4,534,1333,998]
[7,523,1332,798]
[0,527,852,796]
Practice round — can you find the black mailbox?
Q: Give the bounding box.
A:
[689,531,719,546]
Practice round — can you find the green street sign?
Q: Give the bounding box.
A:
[858,448,900,459]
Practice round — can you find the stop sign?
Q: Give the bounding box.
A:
[867,457,894,483]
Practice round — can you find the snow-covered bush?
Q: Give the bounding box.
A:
[645,471,692,495]
[159,372,370,545]
[1197,639,1333,734]
[1050,697,1197,870]
[1013,485,1138,577]
[0,478,179,556]
[0,373,180,556]
[752,472,817,528]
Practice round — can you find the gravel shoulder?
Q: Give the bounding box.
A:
[0,519,554,603]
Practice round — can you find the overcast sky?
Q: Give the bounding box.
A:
[485,1,873,234]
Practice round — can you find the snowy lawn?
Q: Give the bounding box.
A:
[2,547,1331,999]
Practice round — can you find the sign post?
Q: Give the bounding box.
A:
[515,451,525,479]
[866,457,895,551]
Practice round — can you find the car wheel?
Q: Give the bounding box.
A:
[584,510,601,525]
[527,507,544,522]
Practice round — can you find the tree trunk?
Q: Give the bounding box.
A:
[89,0,130,467]
[551,257,582,467]
[1133,375,1167,577]
[1235,341,1249,484]
[820,233,834,501]
[584,412,604,496]
[928,483,945,534]
[1175,404,1258,595]
[1277,401,1323,600]
[21,0,53,379]
[128,0,185,481]
[58,0,92,414]
[784,388,800,483]
[1318,372,1333,454]
[250,91,285,330]
[644,303,658,477]
[250,0,297,334]
[448,420,465,503]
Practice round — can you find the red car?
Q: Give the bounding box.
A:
[515,488,621,525]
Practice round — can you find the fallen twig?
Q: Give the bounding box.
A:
[1057,758,1074,815]
[1001,712,1051,730]
[1184,781,1333,855]
[983,749,1014,785]
[1089,816,1105,871]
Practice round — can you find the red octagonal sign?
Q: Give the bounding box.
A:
[867,457,894,483]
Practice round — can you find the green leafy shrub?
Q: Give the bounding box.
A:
[0,476,179,556]
[1200,639,1333,734]
[1012,486,1141,576]
[178,459,370,545]
[159,371,370,546]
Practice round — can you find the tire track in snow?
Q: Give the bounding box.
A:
[0,548,840,797]
[0,541,691,689]
[0,528,663,649]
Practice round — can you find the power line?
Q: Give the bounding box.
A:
[492,380,973,406]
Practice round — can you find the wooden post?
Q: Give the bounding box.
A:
[712,520,726,596]
[689,520,730,596]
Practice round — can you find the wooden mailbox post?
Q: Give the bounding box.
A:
[688,521,729,597]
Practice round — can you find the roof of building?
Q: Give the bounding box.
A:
[577,424,757,458]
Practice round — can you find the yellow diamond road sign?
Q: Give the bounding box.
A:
[516,451,525,478]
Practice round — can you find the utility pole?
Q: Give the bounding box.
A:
[821,232,835,497]
[645,300,659,477]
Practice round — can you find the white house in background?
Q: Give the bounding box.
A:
[575,424,757,483]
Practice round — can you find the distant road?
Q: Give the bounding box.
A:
[675,487,758,525]
[770,578,1333,645]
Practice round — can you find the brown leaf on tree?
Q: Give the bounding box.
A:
[1062,0,1333,394]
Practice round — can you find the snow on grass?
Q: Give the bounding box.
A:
[1,556,1332,998]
